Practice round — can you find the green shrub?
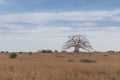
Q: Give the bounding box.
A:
[80,59,95,63]
[39,49,53,53]
[19,52,23,54]
[9,53,17,59]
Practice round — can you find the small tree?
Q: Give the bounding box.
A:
[63,34,92,53]
[9,53,17,58]
[29,52,33,55]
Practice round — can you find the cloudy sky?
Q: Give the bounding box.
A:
[0,0,120,52]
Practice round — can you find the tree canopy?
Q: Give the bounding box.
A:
[63,34,93,53]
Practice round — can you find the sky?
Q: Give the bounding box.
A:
[0,0,120,52]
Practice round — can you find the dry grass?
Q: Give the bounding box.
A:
[0,53,120,80]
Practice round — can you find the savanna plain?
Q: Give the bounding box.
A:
[0,52,120,80]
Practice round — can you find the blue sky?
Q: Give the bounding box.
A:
[0,0,120,52]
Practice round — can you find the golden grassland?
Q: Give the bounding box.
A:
[0,52,120,80]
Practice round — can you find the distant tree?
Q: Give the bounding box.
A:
[39,49,53,53]
[63,34,92,53]
[19,52,23,54]
[106,50,115,53]
[9,53,17,59]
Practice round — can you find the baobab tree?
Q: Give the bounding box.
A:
[63,34,92,53]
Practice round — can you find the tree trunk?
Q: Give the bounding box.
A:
[73,47,79,53]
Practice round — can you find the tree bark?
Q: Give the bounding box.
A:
[74,47,79,53]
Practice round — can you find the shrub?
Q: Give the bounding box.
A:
[19,52,23,54]
[67,59,74,62]
[0,51,9,54]
[116,51,120,53]
[1,51,4,53]
[80,59,95,63]
[29,52,32,55]
[106,50,115,53]
[9,53,17,59]
[39,49,53,53]
[103,54,108,56]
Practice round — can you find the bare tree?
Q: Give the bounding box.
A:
[63,34,92,53]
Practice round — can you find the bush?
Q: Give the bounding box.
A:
[19,52,23,54]
[103,54,108,56]
[9,53,17,59]
[67,59,74,62]
[1,51,4,53]
[39,49,53,53]
[29,52,32,55]
[116,51,120,53]
[80,59,95,63]
[106,50,115,53]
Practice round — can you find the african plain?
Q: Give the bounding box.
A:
[0,52,120,80]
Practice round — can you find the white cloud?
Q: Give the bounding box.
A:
[0,9,120,51]
[72,22,95,27]
[111,16,120,22]
[0,9,120,24]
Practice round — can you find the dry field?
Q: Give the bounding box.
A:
[0,52,120,80]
